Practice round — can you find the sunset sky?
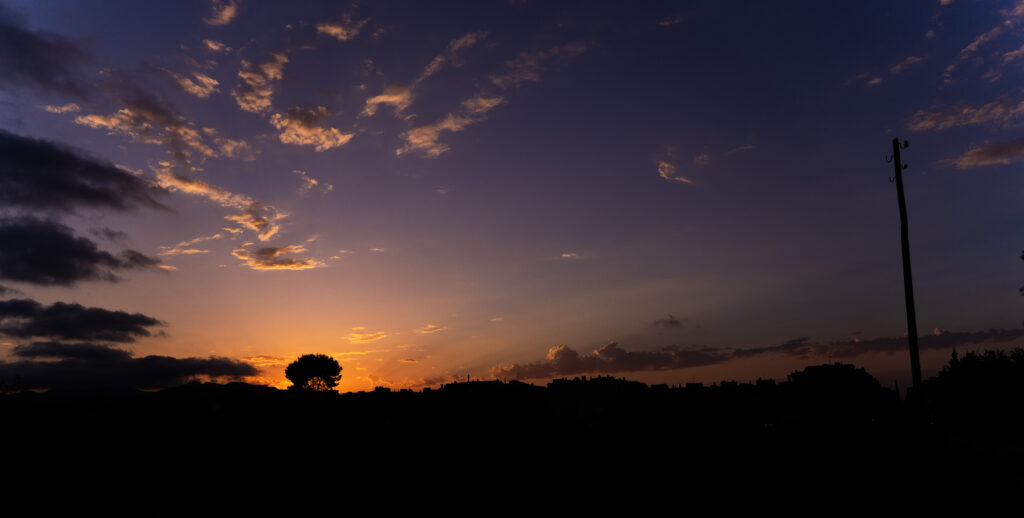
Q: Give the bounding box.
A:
[3,0,1024,392]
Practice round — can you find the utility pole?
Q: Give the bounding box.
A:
[887,138,922,394]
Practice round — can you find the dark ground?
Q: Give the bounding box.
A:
[2,357,1023,516]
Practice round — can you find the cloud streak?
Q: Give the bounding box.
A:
[657,161,693,184]
[908,96,1024,131]
[159,233,222,256]
[492,342,729,380]
[231,243,324,271]
[397,94,505,157]
[951,137,1024,168]
[398,41,587,157]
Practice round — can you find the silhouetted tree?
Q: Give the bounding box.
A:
[285,354,342,391]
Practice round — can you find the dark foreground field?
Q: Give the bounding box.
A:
[2,356,1023,516]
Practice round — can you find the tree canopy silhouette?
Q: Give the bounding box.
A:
[285,354,342,391]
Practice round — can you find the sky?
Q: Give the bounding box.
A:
[2,0,1024,392]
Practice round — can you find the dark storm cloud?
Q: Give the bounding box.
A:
[0,355,257,390]
[0,298,164,342]
[11,341,132,361]
[0,5,91,97]
[491,342,729,380]
[491,329,1024,380]
[0,285,24,297]
[0,129,167,213]
[89,228,128,241]
[0,217,167,286]
[732,329,1024,359]
[653,314,683,328]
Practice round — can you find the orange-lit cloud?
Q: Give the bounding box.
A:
[213,136,254,160]
[889,55,922,74]
[270,106,353,151]
[231,243,324,271]
[159,233,222,256]
[204,0,238,26]
[153,169,286,242]
[908,96,1024,131]
[657,161,693,184]
[952,137,1024,168]
[397,94,504,157]
[317,14,369,41]
[75,102,217,160]
[361,85,413,117]
[233,53,288,113]
[202,39,231,53]
[165,69,219,98]
[414,324,447,334]
[241,355,291,367]
[293,170,333,194]
[346,327,388,344]
[42,103,79,113]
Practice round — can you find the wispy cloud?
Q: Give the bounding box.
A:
[942,4,1024,81]
[397,41,586,157]
[727,145,755,155]
[240,355,290,366]
[293,169,333,194]
[414,324,447,335]
[231,243,323,271]
[951,137,1024,168]
[232,53,288,113]
[397,93,504,157]
[362,31,488,121]
[74,97,218,162]
[165,70,219,98]
[213,136,254,160]
[658,18,682,27]
[889,55,923,74]
[488,42,588,89]
[270,106,353,151]
[360,85,413,118]
[204,0,238,26]
[693,153,711,166]
[908,96,1024,131]
[41,103,80,114]
[202,39,231,53]
[317,14,369,41]
[159,233,222,256]
[657,161,693,184]
[415,31,488,85]
[346,326,387,344]
[154,169,285,241]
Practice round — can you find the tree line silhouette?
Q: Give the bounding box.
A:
[2,348,1023,514]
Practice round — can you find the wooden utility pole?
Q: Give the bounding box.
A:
[887,138,922,393]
